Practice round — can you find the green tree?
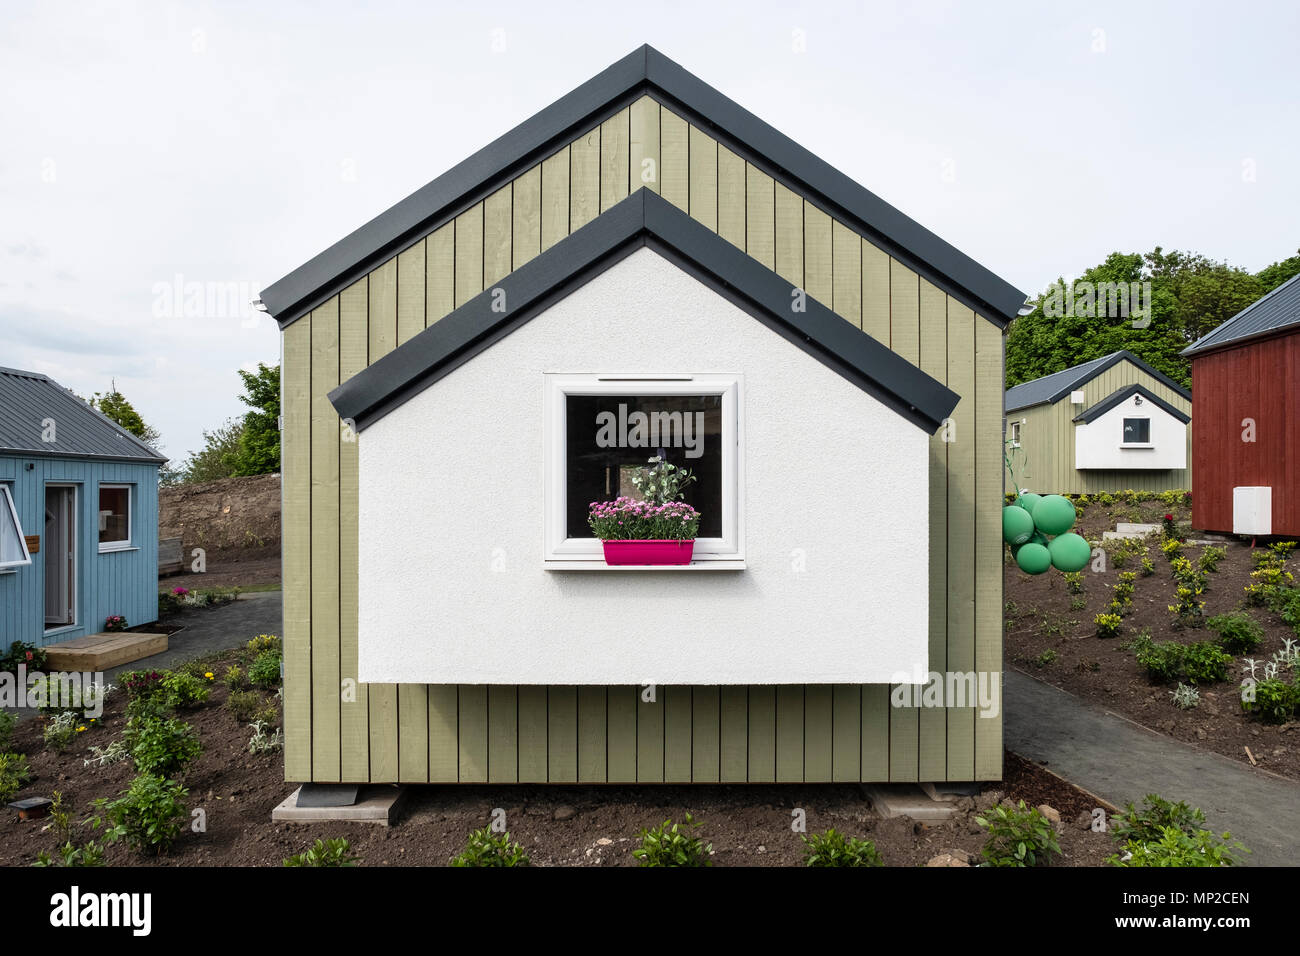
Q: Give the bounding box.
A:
[230,363,280,476]
[1256,250,1300,293]
[88,383,163,450]
[182,420,245,484]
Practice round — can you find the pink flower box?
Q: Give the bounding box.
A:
[601,539,695,566]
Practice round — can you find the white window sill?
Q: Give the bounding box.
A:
[544,559,746,571]
[1119,443,1154,449]
[98,544,138,554]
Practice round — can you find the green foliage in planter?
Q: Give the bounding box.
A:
[974,800,1061,867]
[1241,678,1298,724]
[633,814,712,867]
[284,838,358,867]
[124,715,201,777]
[92,774,188,856]
[1108,826,1246,867]
[449,828,530,867]
[1181,642,1232,684]
[0,752,32,802]
[160,671,210,710]
[248,649,282,690]
[801,828,884,867]
[1206,612,1264,652]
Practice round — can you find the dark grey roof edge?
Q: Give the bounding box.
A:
[0,366,167,463]
[329,189,960,435]
[264,44,1027,330]
[1181,271,1300,356]
[1004,350,1190,412]
[1071,382,1191,425]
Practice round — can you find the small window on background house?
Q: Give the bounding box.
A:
[0,485,32,569]
[98,485,131,550]
[1122,418,1150,443]
[1010,421,1021,445]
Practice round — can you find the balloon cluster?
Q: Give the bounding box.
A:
[1002,493,1090,574]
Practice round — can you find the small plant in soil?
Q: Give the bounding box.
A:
[1198,546,1226,573]
[1034,649,1057,668]
[284,837,359,867]
[248,719,284,754]
[633,814,713,867]
[0,751,32,802]
[124,715,201,777]
[1240,678,1298,724]
[0,710,14,751]
[1140,556,1155,576]
[974,800,1061,867]
[1167,585,1206,629]
[42,711,81,752]
[1108,825,1246,867]
[1111,793,1206,843]
[160,671,210,709]
[1069,596,1086,611]
[449,828,530,867]
[226,689,265,723]
[1160,538,1183,561]
[83,740,129,768]
[802,828,884,867]
[1169,683,1199,710]
[248,649,283,690]
[0,639,48,673]
[1206,612,1263,652]
[104,615,127,632]
[1181,642,1231,684]
[223,664,248,690]
[1094,612,1122,639]
[1063,572,1083,594]
[91,773,189,856]
[1161,513,1177,537]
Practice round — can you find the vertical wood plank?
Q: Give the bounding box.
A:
[775,685,804,782]
[547,686,578,783]
[570,127,600,231]
[483,183,513,287]
[803,684,833,781]
[636,688,664,782]
[747,686,776,783]
[309,297,341,782]
[457,685,488,782]
[281,315,312,781]
[516,686,548,782]
[687,125,717,231]
[946,302,977,780]
[425,223,454,326]
[511,164,542,270]
[453,201,484,308]
[541,146,571,251]
[690,686,719,782]
[338,279,370,782]
[803,202,833,306]
[663,686,692,783]
[745,164,775,270]
[719,685,747,782]
[606,686,637,782]
[833,684,862,781]
[487,685,518,783]
[428,686,458,782]
[716,145,746,250]
[861,684,889,780]
[773,182,803,288]
[577,686,607,782]
[599,107,630,213]
[862,241,891,343]
[396,241,425,345]
[660,107,689,211]
[628,95,660,195]
[975,315,1004,780]
[831,220,862,327]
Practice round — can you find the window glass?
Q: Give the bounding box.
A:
[0,486,28,566]
[1122,418,1150,443]
[99,486,130,545]
[564,394,724,539]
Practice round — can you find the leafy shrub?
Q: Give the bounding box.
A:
[226,690,265,723]
[104,615,127,632]
[93,774,188,855]
[1094,613,1122,639]
[0,640,48,673]
[1181,642,1231,684]
[246,633,282,656]
[223,664,248,690]
[974,800,1061,867]
[1170,683,1199,710]
[0,752,32,802]
[1160,538,1183,560]
[124,715,201,776]
[0,710,15,751]
[1064,572,1083,594]
[1206,612,1264,652]
[1111,793,1205,844]
[160,671,209,709]
[633,814,712,867]
[42,711,81,752]
[1241,678,1298,724]
[124,692,173,724]
[1140,556,1155,576]
[1198,546,1226,573]
[120,669,166,700]
[248,649,282,689]
[1109,826,1246,867]
[1270,587,1300,631]
[449,828,530,867]
[284,838,358,867]
[802,828,884,867]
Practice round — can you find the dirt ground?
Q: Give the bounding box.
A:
[1,648,1115,867]
[1005,497,1300,780]
[161,546,280,592]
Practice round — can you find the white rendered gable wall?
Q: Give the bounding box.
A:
[1075,391,1187,470]
[356,247,931,685]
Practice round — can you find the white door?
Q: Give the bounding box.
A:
[44,486,76,628]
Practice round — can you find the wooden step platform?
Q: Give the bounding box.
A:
[44,631,168,671]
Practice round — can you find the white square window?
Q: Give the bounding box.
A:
[0,484,32,569]
[98,484,132,551]
[543,374,743,566]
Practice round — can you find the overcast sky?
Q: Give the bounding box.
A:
[2,0,1296,462]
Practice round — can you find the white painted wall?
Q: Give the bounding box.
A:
[356,248,930,685]
[1075,391,1187,470]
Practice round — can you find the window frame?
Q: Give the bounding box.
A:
[97,483,134,553]
[1121,417,1152,446]
[1009,420,1022,448]
[543,373,744,566]
[0,483,32,570]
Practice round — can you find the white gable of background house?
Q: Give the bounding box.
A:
[1075,387,1188,471]
[355,248,932,685]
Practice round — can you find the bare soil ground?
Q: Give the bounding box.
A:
[1005,497,1300,780]
[159,474,280,590]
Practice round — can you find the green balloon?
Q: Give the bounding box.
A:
[1015,542,1052,574]
[1016,493,1043,515]
[1011,531,1049,557]
[1049,532,1091,572]
[1002,505,1035,546]
[1032,494,1076,535]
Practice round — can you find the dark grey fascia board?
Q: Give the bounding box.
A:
[1072,383,1191,425]
[329,189,960,435]
[265,44,1026,330]
[0,446,166,465]
[1006,350,1191,413]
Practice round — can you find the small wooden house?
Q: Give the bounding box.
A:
[1004,350,1192,495]
[0,368,164,652]
[260,46,1026,786]
[1181,273,1300,536]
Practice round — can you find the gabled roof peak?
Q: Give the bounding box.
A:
[1004,349,1190,413]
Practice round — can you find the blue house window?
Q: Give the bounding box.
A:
[98,484,133,552]
[0,484,32,569]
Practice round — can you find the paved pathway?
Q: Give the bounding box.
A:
[1005,668,1298,866]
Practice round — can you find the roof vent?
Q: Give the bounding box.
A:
[1070,389,1085,404]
